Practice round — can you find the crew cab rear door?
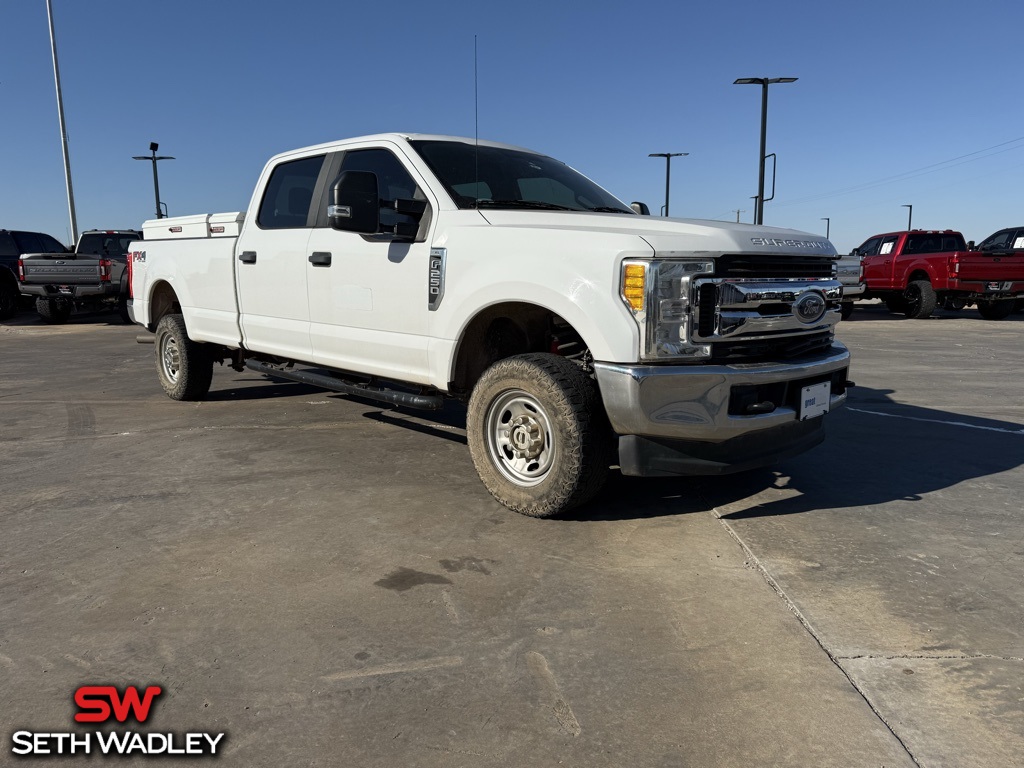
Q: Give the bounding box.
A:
[304,145,434,383]
[235,154,330,362]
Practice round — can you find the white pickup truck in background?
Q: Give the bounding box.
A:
[128,133,850,516]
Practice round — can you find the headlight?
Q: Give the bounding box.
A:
[620,259,715,361]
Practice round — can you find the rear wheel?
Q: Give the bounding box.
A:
[839,302,854,320]
[904,280,937,319]
[976,299,1015,321]
[467,353,612,517]
[35,297,72,324]
[155,313,213,400]
[118,294,132,324]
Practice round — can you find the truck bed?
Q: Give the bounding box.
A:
[954,251,1024,282]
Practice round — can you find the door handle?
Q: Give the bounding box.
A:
[308,251,332,266]
[239,251,257,264]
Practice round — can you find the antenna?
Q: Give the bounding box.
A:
[474,34,479,208]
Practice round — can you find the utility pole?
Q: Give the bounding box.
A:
[133,143,175,219]
[648,152,688,217]
[47,0,78,244]
[733,209,745,223]
[733,77,798,225]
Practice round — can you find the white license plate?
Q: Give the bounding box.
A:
[799,381,831,420]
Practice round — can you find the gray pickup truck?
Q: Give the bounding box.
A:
[18,229,142,323]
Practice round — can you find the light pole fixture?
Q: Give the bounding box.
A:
[902,204,913,231]
[734,77,798,225]
[648,152,688,217]
[133,142,175,220]
[47,0,78,244]
[821,217,830,239]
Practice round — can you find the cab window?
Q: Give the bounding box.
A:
[856,237,882,256]
[338,149,424,231]
[257,155,325,229]
[979,229,1013,251]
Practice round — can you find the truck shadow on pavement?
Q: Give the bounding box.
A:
[565,384,1024,521]
[703,384,1024,520]
[214,371,1024,521]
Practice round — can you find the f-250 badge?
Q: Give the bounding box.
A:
[428,248,446,311]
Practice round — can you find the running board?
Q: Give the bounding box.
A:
[244,360,443,410]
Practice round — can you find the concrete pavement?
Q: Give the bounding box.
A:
[1,302,1021,766]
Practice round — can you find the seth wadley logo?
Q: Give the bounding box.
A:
[10,685,226,757]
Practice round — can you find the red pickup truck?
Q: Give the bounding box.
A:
[857,229,1024,319]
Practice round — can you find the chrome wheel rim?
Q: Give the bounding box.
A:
[160,334,181,384]
[485,390,555,487]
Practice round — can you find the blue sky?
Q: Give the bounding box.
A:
[2,0,1022,253]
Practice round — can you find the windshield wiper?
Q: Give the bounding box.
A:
[474,199,576,211]
[586,206,631,213]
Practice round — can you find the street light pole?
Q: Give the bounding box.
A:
[46,0,78,244]
[902,204,913,230]
[133,143,175,219]
[648,152,688,217]
[821,217,830,239]
[734,77,797,225]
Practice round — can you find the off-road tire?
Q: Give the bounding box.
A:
[0,280,18,320]
[839,302,854,320]
[976,299,1015,321]
[467,353,612,517]
[903,280,937,319]
[35,297,72,324]
[155,313,213,400]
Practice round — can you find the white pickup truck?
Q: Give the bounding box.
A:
[128,133,850,517]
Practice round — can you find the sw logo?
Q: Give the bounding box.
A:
[74,685,163,723]
[9,684,225,758]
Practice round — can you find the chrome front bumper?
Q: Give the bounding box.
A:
[593,344,847,475]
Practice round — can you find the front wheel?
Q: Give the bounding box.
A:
[467,353,612,517]
[976,299,1015,320]
[155,313,213,400]
[884,295,908,315]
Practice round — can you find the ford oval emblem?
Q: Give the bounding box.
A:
[793,292,826,323]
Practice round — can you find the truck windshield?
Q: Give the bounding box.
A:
[77,233,138,257]
[410,140,633,214]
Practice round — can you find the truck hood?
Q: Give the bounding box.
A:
[475,210,837,258]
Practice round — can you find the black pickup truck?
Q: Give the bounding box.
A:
[0,229,70,319]
[18,229,142,323]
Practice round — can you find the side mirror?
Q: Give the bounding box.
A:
[630,201,651,216]
[967,240,975,250]
[329,171,380,234]
[849,248,860,257]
